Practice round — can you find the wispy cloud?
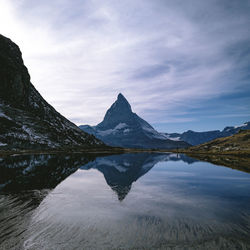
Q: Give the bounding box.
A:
[0,0,249,131]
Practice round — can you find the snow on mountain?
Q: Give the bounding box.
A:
[80,153,197,201]
[164,121,250,145]
[79,93,189,149]
[0,34,104,150]
[97,123,128,136]
[234,123,248,129]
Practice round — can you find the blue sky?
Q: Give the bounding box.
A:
[0,0,249,132]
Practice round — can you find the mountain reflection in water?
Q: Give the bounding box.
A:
[81,153,197,201]
[0,152,250,249]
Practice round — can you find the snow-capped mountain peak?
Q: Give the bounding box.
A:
[80,94,190,149]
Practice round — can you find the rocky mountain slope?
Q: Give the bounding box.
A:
[164,122,250,145]
[186,129,250,155]
[80,93,190,149]
[0,34,104,150]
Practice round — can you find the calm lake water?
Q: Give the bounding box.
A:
[0,153,250,250]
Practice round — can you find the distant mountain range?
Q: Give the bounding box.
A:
[186,129,250,155]
[80,93,190,149]
[164,122,250,145]
[80,93,250,148]
[1,34,248,151]
[0,34,103,150]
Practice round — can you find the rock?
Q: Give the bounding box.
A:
[0,34,104,150]
[80,93,190,149]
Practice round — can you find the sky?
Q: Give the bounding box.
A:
[0,0,249,133]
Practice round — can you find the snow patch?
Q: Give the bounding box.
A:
[0,111,12,120]
[123,161,131,167]
[113,165,128,173]
[142,125,169,140]
[22,125,34,137]
[98,123,128,136]
[234,123,247,129]
[95,158,128,173]
[169,137,181,141]
[164,134,181,141]
[114,123,128,129]
[0,142,7,146]
[98,129,113,136]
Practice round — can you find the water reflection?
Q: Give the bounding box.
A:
[0,152,250,249]
[0,153,95,191]
[0,153,96,249]
[81,153,197,200]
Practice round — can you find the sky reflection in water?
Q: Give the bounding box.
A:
[0,153,250,249]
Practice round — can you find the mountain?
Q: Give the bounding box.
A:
[81,153,164,200]
[0,34,104,150]
[79,93,190,149]
[185,129,250,155]
[164,122,250,145]
[81,152,196,200]
[0,151,196,196]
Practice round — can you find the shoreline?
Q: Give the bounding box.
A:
[168,149,250,157]
[1,147,250,174]
[1,147,250,157]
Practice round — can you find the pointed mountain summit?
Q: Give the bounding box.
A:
[106,93,132,115]
[97,93,132,130]
[80,94,189,149]
[116,93,132,111]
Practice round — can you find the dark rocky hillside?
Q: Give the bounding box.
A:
[0,34,104,150]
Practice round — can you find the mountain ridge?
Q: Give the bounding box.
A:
[80,94,190,149]
[164,121,250,145]
[184,129,250,155]
[0,34,104,150]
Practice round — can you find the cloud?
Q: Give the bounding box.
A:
[0,0,249,131]
[131,64,171,80]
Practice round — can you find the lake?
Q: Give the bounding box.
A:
[0,152,250,249]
